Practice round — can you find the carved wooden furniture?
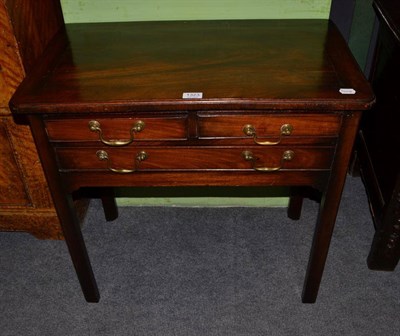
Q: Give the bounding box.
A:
[0,0,65,239]
[10,20,374,303]
[357,0,400,270]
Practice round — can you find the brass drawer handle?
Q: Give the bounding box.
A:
[241,150,294,172]
[89,120,145,146]
[243,124,293,145]
[96,150,148,173]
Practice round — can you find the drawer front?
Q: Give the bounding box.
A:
[197,114,341,139]
[56,146,334,172]
[46,116,188,142]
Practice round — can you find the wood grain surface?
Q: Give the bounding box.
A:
[0,0,73,239]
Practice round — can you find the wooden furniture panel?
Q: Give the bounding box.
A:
[0,119,30,205]
[0,0,65,239]
[357,0,400,270]
[10,20,374,303]
[197,114,342,139]
[55,146,334,171]
[4,0,65,74]
[45,116,188,141]
[0,1,24,108]
[0,115,64,238]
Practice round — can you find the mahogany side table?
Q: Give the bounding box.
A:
[10,20,374,303]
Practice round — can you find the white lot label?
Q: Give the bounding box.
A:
[182,92,203,99]
[339,88,356,94]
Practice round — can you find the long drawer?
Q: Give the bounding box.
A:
[55,146,334,172]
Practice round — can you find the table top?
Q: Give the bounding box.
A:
[10,19,374,114]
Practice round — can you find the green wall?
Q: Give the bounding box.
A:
[61,0,331,23]
[60,0,332,207]
[348,0,375,72]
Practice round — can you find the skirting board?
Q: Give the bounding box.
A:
[115,187,289,207]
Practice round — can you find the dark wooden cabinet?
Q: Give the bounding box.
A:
[0,0,65,238]
[357,0,400,270]
[0,1,88,239]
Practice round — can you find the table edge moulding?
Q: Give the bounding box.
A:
[9,19,375,303]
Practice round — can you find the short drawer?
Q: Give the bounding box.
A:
[56,146,334,172]
[45,116,188,142]
[197,114,341,140]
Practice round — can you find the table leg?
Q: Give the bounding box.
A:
[287,187,304,220]
[301,191,340,303]
[301,112,362,303]
[57,194,100,302]
[28,116,99,302]
[99,187,119,221]
[287,187,322,220]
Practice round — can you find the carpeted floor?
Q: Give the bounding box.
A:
[1,176,399,335]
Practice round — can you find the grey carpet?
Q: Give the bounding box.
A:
[1,176,399,335]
